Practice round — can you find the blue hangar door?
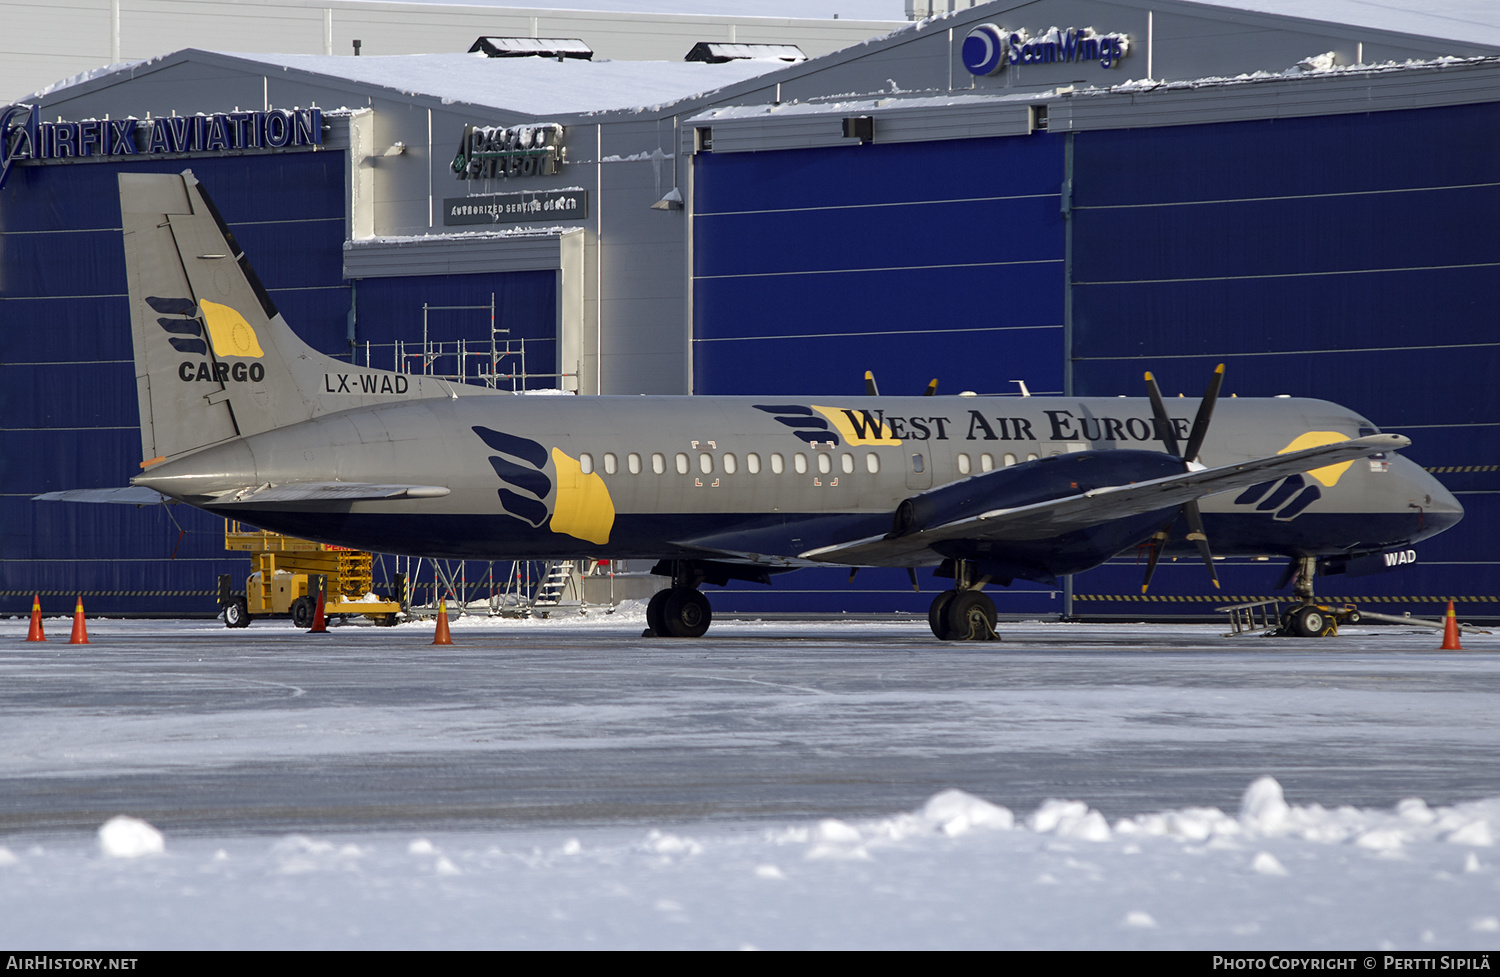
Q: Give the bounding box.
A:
[689,132,1071,615]
[1067,103,1500,616]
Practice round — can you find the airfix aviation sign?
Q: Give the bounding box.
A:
[0,103,322,189]
[962,23,1130,76]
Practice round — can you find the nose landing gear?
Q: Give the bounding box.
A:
[1271,556,1361,637]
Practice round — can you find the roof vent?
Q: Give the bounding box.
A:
[469,37,593,60]
[684,42,806,64]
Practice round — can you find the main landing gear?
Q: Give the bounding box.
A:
[643,562,712,638]
[928,559,999,641]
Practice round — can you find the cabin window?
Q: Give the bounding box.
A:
[675,452,689,475]
[865,453,880,474]
[1025,452,1038,463]
[911,453,925,474]
[628,452,642,474]
[699,452,713,474]
[723,453,737,474]
[1003,453,1017,467]
[957,453,971,475]
[652,452,665,474]
[770,453,784,474]
[746,453,761,474]
[603,453,617,475]
[817,453,832,474]
[841,453,855,475]
[579,453,594,474]
[980,453,994,472]
[793,453,808,474]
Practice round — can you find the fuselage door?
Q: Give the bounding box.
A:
[906,451,932,491]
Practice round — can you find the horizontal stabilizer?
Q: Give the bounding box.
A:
[212,482,452,504]
[33,487,170,505]
[802,434,1409,566]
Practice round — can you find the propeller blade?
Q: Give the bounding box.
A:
[1140,519,1173,593]
[1144,371,1182,458]
[1182,501,1221,590]
[1181,363,1225,464]
[907,567,920,592]
[849,567,860,584]
[922,378,938,397]
[864,371,880,397]
[1273,557,1299,591]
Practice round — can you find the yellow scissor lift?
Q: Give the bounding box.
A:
[219,521,403,628]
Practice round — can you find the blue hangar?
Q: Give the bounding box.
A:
[2,0,1497,620]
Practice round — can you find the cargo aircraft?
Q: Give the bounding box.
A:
[92,171,1462,638]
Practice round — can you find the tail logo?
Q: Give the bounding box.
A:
[199,300,264,358]
[148,295,265,382]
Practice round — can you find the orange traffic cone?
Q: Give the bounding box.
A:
[432,600,452,645]
[307,581,329,634]
[1441,600,1463,650]
[25,595,45,642]
[68,596,90,645]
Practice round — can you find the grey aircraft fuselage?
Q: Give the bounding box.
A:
[112,170,1462,637]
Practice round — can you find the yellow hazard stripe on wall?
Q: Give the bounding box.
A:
[2,590,218,597]
[1425,465,1500,472]
[1074,594,1500,603]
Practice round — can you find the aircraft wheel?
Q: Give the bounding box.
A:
[223,597,251,629]
[1289,605,1331,638]
[928,590,957,640]
[645,589,671,636]
[662,588,711,638]
[946,590,998,641]
[290,595,315,629]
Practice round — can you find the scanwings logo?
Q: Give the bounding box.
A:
[472,426,615,545]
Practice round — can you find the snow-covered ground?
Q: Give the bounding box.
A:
[3,612,1499,949]
[2,778,1499,949]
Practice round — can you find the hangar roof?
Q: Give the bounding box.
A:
[240,51,788,115]
[1191,1,1500,48]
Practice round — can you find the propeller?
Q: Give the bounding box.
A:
[1140,364,1225,593]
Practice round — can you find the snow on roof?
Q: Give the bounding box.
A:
[245,51,789,115]
[1183,1,1500,49]
[39,50,791,117]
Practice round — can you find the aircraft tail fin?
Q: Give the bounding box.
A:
[119,170,456,466]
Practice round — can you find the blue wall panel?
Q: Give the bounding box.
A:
[1070,103,1500,615]
[0,148,558,614]
[695,194,1063,279]
[1072,102,1500,207]
[695,137,1063,214]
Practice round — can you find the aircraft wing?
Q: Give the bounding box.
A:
[208,482,452,504]
[800,434,1408,566]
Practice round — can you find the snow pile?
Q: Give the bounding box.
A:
[6,779,1500,948]
[97,816,163,858]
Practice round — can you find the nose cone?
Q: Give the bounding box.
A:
[1403,459,1464,543]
